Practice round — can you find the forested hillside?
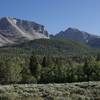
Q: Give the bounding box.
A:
[0,39,100,84]
[0,39,96,57]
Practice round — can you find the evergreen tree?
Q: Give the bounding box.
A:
[29,52,42,81]
[83,57,96,83]
[42,56,47,67]
[21,67,37,83]
[0,61,7,84]
[0,59,22,84]
[29,52,38,75]
[67,60,75,82]
[96,53,100,61]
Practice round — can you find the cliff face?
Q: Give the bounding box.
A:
[0,17,49,46]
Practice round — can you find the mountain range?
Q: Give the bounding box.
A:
[55,28,100,43]
[0,17,100,52]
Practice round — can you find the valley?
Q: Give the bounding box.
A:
[0,17,100,100]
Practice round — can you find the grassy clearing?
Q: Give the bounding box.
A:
[0,82,99,100]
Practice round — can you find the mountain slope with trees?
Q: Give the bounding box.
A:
[0,38,95,57]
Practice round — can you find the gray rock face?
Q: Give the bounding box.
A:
[0,17,49,46]
[55,27,99,43]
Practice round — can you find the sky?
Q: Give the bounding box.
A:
[0,0,100,35]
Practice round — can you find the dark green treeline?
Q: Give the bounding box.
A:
[0,52,100,84]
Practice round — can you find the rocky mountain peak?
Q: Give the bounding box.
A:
[0,17,49,46]
[55,27,99,43]
[66,27,80,32]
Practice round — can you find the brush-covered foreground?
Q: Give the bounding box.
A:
[0,82,99,100]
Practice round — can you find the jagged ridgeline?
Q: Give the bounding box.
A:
[0,17,99,57]
[0,17,100,87]
[0,17,49,46]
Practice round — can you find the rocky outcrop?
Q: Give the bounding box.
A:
[0,17,49,46]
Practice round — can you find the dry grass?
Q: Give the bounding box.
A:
[0,81,100,100]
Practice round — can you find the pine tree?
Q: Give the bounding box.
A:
[67,60,74,82]
[42,56,47,67]
[21,67,37,83]
[83,57,96,85]
[29,52,38,75]
[29,52,42,81]
[96,53,100,61]
[0,58,22,84]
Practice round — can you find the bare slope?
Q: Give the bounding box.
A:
[0,17,49,46]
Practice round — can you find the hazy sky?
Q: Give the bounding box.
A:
[0,0,100,35]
